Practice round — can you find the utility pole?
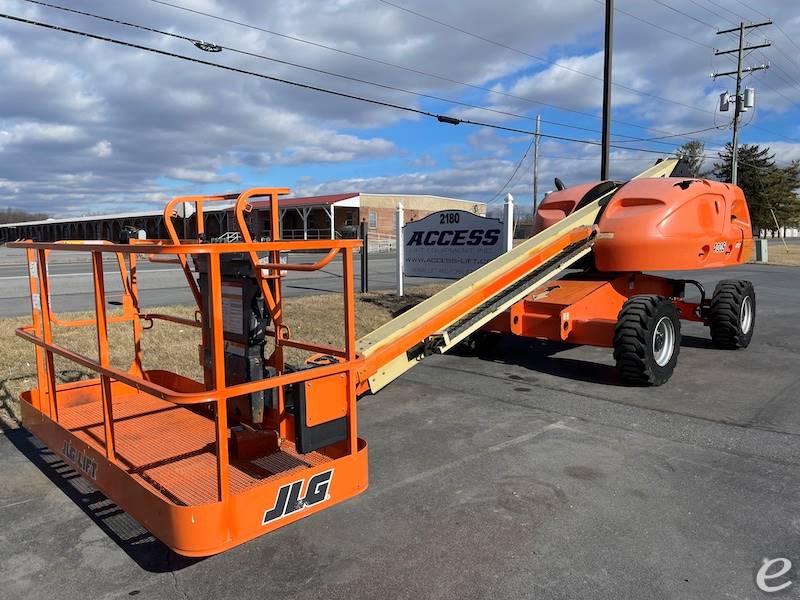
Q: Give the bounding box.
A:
[713,20,771,185]
[600,0,613,180]
[532,114,541,218]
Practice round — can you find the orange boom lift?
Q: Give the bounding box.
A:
[9,158,755,556]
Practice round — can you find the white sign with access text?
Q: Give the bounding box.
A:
[402,210,508,279]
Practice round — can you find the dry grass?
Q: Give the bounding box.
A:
[765,242,800,266]
[0,285,445,430]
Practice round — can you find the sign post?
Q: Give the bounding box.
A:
[503,194,514,252]
[396,203,404,297]
[360,220,369,293]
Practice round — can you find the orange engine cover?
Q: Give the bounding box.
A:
[594,178,753,272]
[533,181,600,234]
[532,181,618,234]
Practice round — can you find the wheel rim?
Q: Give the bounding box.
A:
[652,316,675,367]
[740,296,753,334]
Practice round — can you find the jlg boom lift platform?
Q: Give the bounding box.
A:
[10,158,755,556]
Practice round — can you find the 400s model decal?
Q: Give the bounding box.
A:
[262,469,334,525]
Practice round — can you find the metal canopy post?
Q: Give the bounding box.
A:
[295,207,311,240]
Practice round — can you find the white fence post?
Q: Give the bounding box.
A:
[503,193,514,252]
[396,203,404,297]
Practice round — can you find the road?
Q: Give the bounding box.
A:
[0,241,795,317]
[1,263,799,599]
[0,251,432,317]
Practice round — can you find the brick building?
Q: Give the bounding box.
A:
[0,192,485,243]
[250,193,486,240]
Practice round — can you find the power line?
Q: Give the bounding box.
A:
[758,55,800,95]
[707,0,775,30]
[15,0,551,127]
[713,20,773,184]
[613,124,728,143]
[750,47,800,106]
[684,0,737,27]
[668,0,800,103]
[495,145,783,201]
[673,1,800,128]
[748,73,798,108]
[143,0,716,142]
[771,44,800,79]
[649,0,716,30]
[0,13,463,122]
[377,0,725,118]
[713,18,800,141]
[775,23,800,54]
[0,11,685,158]
[728,0,769,22]
[6,6,784,153]
[539,154,655,161]
[26,0,730,151]
[593,0,713,50]
[146,0,784,146]
[489,138,534,202]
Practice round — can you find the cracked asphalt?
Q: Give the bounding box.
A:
[1,263,799,599]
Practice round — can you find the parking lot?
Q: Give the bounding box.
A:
[1,262,799,600]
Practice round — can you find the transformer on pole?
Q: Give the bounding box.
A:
[712,20,771,185]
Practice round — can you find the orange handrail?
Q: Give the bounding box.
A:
[16,326,350,406]
[12,187,367,530]
[44,243,140,329]
[9,239,361,253]
[259,248,339,272]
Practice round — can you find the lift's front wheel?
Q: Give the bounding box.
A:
[708,280,755,349]
[613,295,681,386]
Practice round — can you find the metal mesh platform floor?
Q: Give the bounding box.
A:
[58,392,331,506]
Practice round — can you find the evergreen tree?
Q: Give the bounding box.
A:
[771,160,800,233]
[713,143,800,233]
[674,140,706,177]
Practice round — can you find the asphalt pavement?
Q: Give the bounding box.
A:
[1,263,799,599]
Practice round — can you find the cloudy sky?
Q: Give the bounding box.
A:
[0,0,798,217]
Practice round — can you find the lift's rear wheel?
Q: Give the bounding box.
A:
[708,280,755,349]
[613,295,681,386]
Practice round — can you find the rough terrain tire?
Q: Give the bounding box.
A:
[708,280,755,349]
[613,295,681,386]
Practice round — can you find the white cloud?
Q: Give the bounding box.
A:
[1,122,84,145]
[254,134,397,165]
[165,168,241,184]
[0,0,797,216]
[410,152,437,167]
[757,142,800,165]
[90,140,112,158]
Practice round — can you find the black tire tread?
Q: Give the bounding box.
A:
[708,279,755,349]
[613,295,680,385]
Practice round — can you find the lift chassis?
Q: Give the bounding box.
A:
[481,272,753,385]
[473,165,756,385]
[9,158,755,555]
